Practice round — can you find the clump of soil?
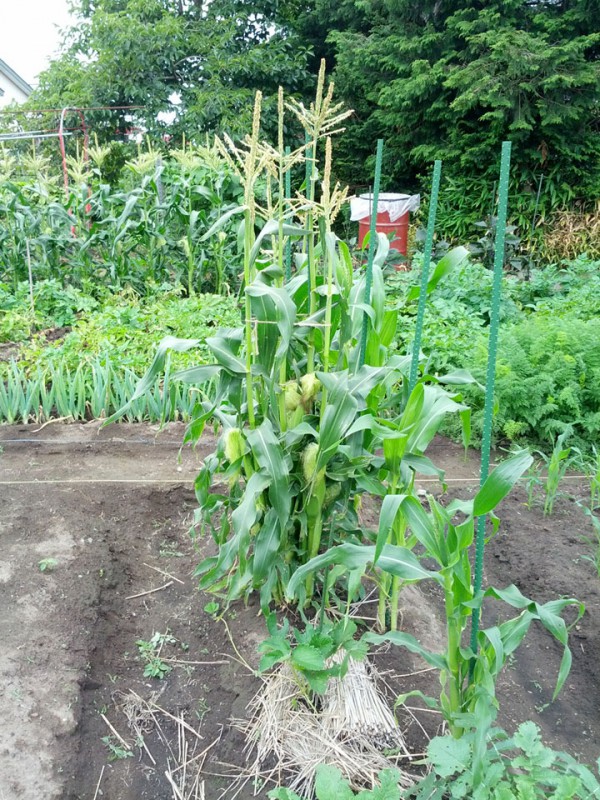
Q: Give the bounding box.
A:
[0,341,20,362]
[40,325,72,343]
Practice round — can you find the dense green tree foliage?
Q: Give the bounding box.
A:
[26,0,600,215]
[320,0,600,201]
[29,0,311,140]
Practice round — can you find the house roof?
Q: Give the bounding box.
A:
[0,59,33,97]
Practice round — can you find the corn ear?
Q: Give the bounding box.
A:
[224,427,245,463]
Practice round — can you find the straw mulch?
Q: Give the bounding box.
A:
[232,656,417,798]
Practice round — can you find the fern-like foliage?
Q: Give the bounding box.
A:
[471,316,600,449]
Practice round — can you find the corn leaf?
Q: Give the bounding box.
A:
[247,281,296,377]
[286,543,442,600]
[375,494,410,562]
[200,204,247,241]
[407,246,469,302]
[253,507,281,583]
[482,585,584,699]
[249,220,309,268]
[173,364,222,384]
[103,336,199,425]
[364,630,448,671]
[247,420,291,530]
[206,330,246,374]
[317,384,359,470]
[473,449,533,517]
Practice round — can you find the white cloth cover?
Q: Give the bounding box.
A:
[350,192,420,222]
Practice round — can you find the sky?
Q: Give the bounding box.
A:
[0,0,75,87]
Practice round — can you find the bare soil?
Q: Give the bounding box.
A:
[1,423,598,799]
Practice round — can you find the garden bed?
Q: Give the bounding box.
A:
[1,423,598,799]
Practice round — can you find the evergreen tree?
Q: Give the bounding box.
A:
[29,0,599,217]
[320,0,600,204]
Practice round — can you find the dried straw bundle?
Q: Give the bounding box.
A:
[543,202,600,261]
[234,657,415,798]
[115,689,209,800]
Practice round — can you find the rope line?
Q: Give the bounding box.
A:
[0,475,590,487]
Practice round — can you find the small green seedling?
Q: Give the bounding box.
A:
[136,631,176,680]
[101,735,133,761]
[195,697,210,722]
[535,429,574,516]
[38,558,58,573]
[524,462,543,510]
[203,601,220,617]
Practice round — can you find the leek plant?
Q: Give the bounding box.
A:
[0,358,199,424]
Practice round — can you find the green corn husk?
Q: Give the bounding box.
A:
[224,427,245,463]
[300,373,320,407]
[283,381,302,412]
[323,482,341,508]
[302,442,320,483]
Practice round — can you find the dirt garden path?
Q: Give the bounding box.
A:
[0,422,598,799]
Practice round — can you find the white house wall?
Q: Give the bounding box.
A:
[0,71,30,107]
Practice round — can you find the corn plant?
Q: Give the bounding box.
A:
[288,450,584,755]
[568,445,600,579]
[107,70,471,615]
[578,505,600,579]
[573,443,600,514]
[0,139,242,294]
[535,429,574,516]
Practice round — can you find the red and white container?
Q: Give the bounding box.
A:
[351,192,420,255]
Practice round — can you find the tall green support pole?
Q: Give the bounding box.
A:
[358,139,384,369]
[305,136,314,292]
[284,145,292,282]
[470,141,512,661]
[408,160,442,394]
[305,132,312,190]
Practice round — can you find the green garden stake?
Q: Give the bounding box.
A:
[305,131,313,189]
[408,160,442,393]
[284,145,292,281]
[305,137,314,289]
[470,140,512,664]
[358,138,384,369]
[531,173,544,238]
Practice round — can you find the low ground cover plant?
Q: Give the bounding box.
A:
[405,721,600,800]
[0,289,238,423]
[272,724,600,799]
[0,279,99,343]
[11,290,238,375]
[390,255,600,451]
[270,765,405,799]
